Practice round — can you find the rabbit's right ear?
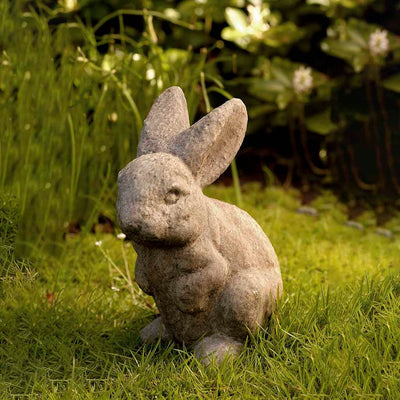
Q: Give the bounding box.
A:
[137,86,190,157]
[170,98,247,188]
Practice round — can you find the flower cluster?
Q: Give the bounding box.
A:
[293,66,313,95]
[368,29,389,57]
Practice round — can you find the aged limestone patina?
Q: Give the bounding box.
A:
[117,86,283,364]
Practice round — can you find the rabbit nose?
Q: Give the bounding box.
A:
[118,206,141,233]
[122,219,143,237]
[129,218,141,231]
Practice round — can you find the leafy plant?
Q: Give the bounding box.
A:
[321,18,400,72]
[246,57,334,184]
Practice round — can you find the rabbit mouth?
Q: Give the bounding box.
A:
[125,228,159,242]
[134,233,163,243]
[126,228,191,247]
[124,225,168,244]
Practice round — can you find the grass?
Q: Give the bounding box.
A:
[1,185,400,399]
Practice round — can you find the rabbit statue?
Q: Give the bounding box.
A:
[117,86,283,364]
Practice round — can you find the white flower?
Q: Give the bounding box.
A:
[108,112,118,122]
[117,233,126,240]
[248,5,263,28]
[146,67,156,81]
[293,66,313,95]
[369,29,389,57]
[111,286,120,292]
[246,4,270,38]
[61,0,78,12]
[95,240,102,247]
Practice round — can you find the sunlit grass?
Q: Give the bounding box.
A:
[1,186,399,398]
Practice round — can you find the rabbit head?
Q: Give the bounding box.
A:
[117,86,248,246]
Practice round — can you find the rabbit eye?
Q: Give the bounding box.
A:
[165,188,181,204]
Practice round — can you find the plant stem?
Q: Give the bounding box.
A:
[200,71,242,207]
[298,102,328,176]
[365,68,385,190]
[109,74,143,138]
[288,104,301,184]
[337,141,351,189]
[200,71,211,113]
[231,159,243,208]
[68,114,76,221]
[373,65,400,195]
[347,145,377,191]
[93,9,201,33]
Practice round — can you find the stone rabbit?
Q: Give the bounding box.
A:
[117,86,283,364]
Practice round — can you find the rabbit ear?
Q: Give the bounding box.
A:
[137,86,190,157]
[170,98,247,188]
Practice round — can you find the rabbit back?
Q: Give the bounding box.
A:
[205,197,282,339]
[206,197,280,275]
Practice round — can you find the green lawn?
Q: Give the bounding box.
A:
[1,185,400,399]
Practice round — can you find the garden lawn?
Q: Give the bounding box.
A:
[1,185,400,399]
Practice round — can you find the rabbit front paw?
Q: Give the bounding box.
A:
[193,334,243,365]
[140,317,172,343]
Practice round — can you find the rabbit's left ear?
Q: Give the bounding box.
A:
[137,86,190,157]
[171,98,247,188]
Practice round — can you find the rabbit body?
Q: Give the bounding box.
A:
[133,195,281,345]
[117,87,283,363]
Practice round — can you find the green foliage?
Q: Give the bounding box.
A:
[1,186,399,398]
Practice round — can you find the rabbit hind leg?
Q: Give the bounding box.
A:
[211,271,275,341]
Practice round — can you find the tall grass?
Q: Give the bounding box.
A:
[0,1,213,252]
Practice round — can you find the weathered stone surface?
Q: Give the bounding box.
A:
[117,86,283,364]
